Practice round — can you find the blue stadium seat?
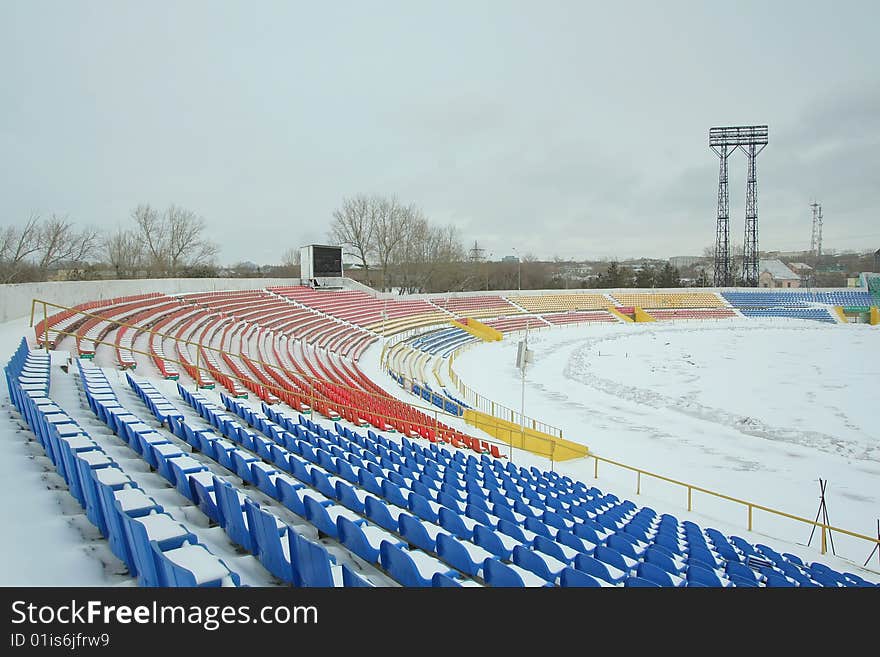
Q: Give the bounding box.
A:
[303,495,342,540]
[398,513,439,553]
[482,557,552,587]
[151,540,241,587]
[438,507,474,540]
[636,561,684,587]
[512,544,567,582]
[290,532,338,587]
[341,563,375,587]
[408,492,439,524]
[625,576,661,587]
[244,500,296,584]
[643,547,686,575]
[725,560,761,585]
[594,545,637,575]
[337,516,403,565]
[473,525,516,560]
[573,554,626,585]
[435,533,493,577]
[364,495,402,533]
[119,510,196,587]
[559,567,603,587]
[380,541,456,587]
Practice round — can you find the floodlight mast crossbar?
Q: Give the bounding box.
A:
[708,125,769,147]
[708,125,768,287]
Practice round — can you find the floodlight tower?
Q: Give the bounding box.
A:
[709,125,769,287]
[739,127,769,286]
[810,202,823,257]
[708,133,733,287]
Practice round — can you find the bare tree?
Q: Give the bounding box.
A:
[703,241,743,285]
[166,205,217,275]
[105,227,144,279]
[395,220,466,293]
[329,195,375,283]
[131,203,218,276]
[132,204,166,274]
[36,214,99,273]
[281,247,301,267]
[0,214,42,283]
[278,247,301,277]
[391,206,429,293]
[372,197,413,292]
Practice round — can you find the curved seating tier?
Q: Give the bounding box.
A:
[508,293,615,313]
[541,310,619,325]
[646,308,738,321]
[739,308,836,323]
[609,292,726,309]
[722,290,874,308]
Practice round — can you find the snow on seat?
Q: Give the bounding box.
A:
[152,540,241,587]
[114,487,162,516]
[119,510,198,586]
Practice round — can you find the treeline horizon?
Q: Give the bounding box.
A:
[2,198,875,290]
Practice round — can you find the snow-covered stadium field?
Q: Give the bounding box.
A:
[445,318,880,573]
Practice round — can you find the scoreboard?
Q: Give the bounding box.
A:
[300,244,343,280]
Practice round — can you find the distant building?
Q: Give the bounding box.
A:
[787,262,812,274]
[758,259,800,288]
[669,256,704,269]
[763,250,810,259]
[501,255,519,263]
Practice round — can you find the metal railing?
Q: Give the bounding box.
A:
[586,453,879,559]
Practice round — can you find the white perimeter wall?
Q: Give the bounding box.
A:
[0,277,303,323]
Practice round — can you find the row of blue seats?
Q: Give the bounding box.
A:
[722,290,874,308]
[73,359,243,587]
[216,390,740,587]
[220,380,876,587]
[411,381,464,416]
[410,328,473,357]
[3,339,239,588]
[173,383,487,586]
[739,308,836,323]
[257,398,879,588]
[262,400,594,505]
[123,374,376,587]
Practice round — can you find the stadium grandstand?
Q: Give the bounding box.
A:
[3,277,879,589]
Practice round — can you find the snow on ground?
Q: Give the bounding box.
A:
[450,317,880,577]
[3,311,880,584]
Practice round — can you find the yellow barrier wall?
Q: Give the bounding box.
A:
[834,306,848,323]
[451,317,503,341]
[634,306,656,322]
[871,307,879,325]
[463,409,588,461]
[607,307,634,323]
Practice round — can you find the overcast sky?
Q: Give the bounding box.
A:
[2,1,878,266]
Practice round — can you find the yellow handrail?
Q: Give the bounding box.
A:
[588,453,878,556]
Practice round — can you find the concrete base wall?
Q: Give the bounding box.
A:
[0,277,302,323]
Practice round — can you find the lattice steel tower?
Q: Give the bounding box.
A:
[810,201,823,257]
[709,125,768,287]
[710,143,732,286]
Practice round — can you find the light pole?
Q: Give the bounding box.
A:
[513,247,522,291]
[485,252,493,291]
